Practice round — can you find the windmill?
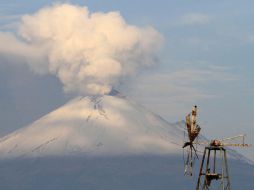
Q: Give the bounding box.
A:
[182,106,252,190]
[182,105,201,176]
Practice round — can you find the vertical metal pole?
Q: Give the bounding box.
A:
[202,148,211,190]
[196,148,207,190]
[213,149,216,173]
[191,146,193,175]
[185,148,190,175]
[220,148,224,190]
[224,150,231,190]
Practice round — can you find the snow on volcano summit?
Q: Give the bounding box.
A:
[0,91,183,158]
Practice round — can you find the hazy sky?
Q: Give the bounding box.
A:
[0,0,253,159]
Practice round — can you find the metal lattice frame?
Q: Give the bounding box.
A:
[196,146,231,190]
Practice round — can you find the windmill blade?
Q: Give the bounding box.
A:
[183,143,199,176]
[184,146,194,176]
[182,105,201,177]
[186,114,192,140]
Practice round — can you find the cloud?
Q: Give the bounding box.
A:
[0,32,48,72]
[124,62,237,120]
[0,14,21,22]
[0,22,19,30]
[180,13,212,26]
[0,3,163,95]
[127,70,217,102]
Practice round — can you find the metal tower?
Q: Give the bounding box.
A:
[196,146,230,190]
[195,136,251,190]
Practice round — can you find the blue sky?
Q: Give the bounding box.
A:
[0,0,253,158]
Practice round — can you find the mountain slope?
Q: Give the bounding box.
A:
[0,93,253,190]
[0,93,183,158]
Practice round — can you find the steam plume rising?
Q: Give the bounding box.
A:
[1,4,163,95]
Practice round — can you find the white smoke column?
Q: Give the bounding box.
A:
[10,4,164,95]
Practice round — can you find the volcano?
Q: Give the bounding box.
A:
[0,91,183,158]
[0,92,253,190]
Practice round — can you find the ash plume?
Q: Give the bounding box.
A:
[0,3,163,95]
